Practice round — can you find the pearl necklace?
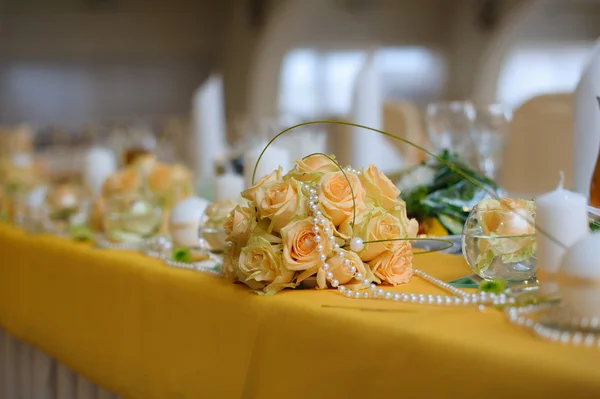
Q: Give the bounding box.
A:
[303,176,512,308]
[506,304,600,347]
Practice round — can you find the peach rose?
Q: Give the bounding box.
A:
[255,180,307,233]
[224,204,256,246]
[389,202,419,238]
[289,154,339,182]
[237,236,295,295]
[316,250,367,289]
[318,171,366,226]
[368,243,413,286]
[347,207,413,261]
[360,164,401,210]
[281,218,334,280]
[102,168,141,197]
[242,167,283,203]
[476,198,535,256]
[476,198,534,236]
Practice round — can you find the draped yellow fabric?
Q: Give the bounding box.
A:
[1,224,600,398]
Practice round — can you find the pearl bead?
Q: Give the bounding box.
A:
[376,288,384,297]
[333,243,340,251]
[312,226,320,233]
[318,218,326,225]
[349,266,357,274]
[318,254,326,261]
[331,279,339,287]
[354,292,361,299]
[323,227,331,234]
[362,292,370,299]
[361,279,370,287]
[393,293,400,301]
[370,284,377,291]
[342,258,350,266]
[337,250,344,258]
[355,272,363,280]
[345,290,353,298]
[345,166,352,172]
[356,171,361,175]
[302,184,309,191]
[309,188,317,196]
[312,218,319,225]
[385,292,393,300]
[308,201,315,207]
[322,262,329,271]
[315,211,322,218]
[310,205,318,212]
[313,235,321,243]
[326,272,333,279]
[349,237,364,252]
[338,286,346,293]
[316,244,324,252]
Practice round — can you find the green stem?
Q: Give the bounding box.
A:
[252,120,565,250]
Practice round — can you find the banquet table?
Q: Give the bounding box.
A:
[1,224,600,399]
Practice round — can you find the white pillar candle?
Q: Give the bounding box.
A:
[83,147,117,197]
[535,174,589,274]
[214,173,245,202]
[243,143,290,188]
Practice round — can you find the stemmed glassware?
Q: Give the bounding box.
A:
[426,101,511,179]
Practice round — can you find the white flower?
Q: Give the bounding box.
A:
[397,166,436,193]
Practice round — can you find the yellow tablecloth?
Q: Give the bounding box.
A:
[1,224,600,398]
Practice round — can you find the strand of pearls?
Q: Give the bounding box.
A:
[303,178,513,308]
[506,305,600,347]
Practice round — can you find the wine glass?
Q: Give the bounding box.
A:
[426,101,477,167]
[471,104,512,179]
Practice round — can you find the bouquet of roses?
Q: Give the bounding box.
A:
[222,154,419,295]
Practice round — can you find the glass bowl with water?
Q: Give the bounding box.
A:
[462,203,536,281]
[103,192,162,244]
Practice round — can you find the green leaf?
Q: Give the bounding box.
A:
[501,244,534,264]
[172,247,192,263]
[479,279,506,294]
[68,225,93,241]
[475,249,495,273]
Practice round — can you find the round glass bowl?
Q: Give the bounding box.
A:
[103,192,162,243]
[462,204,536,281]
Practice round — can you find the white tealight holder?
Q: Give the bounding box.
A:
[558,232,600,320]
[168,197,210,248]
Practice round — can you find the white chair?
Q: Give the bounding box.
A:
[500,93,573,198]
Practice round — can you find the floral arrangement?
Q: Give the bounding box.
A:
[222,154,419,295]
[91,154,194,232]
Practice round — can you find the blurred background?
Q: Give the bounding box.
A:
[0,0,598,198]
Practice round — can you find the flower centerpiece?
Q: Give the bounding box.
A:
[222,154,419,295]
[91,154,194,234]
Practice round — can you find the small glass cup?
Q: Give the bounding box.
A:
[462,205,536,282]
[103,192,162,244]
[42,182,85,235]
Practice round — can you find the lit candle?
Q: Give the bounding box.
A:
[243,143,290,188]
[214,173,245,202]
[535,173,589,274]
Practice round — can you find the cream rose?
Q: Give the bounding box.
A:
[342,207,413,262]
[222,241,241,282]
[289,154,339,182]
[476,198,535,236]
[316,250,367,289]
[255,180,307,233]
[368,243,413,286]
[224,204,256,246]
[476,198,535,256]
[360,164,401,210]
[241,167,283,203]
[237,236,295,295]
[318,171,366,227]
[281,218,334,281]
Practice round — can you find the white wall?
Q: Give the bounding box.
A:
[0,0,229,126]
